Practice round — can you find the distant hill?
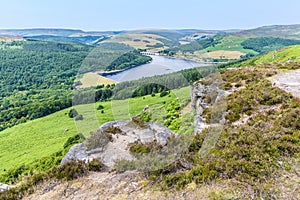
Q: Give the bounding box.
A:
[235,24,300,40]
[0,28,85,37]
[0,28,124,37]
[24,35,108,45]
[1,25,300,59]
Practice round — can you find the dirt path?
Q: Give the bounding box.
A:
[271,69,300,98]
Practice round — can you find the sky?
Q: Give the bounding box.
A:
[0,0,299,31]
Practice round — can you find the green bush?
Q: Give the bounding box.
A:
[88,159,104,172]
[160,91,169,97]
[68,108,78,118]
[97,105,104,110]
[49,159,88,181]
[129,141,163,154]
[129,142,150,154]
[63,133,85,149]
[141,110,151,122]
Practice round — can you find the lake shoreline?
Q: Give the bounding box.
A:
[103,55,212,82]
[97,60,153,76]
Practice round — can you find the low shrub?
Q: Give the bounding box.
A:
[88,159,104,172]
[85,130,113,151]
[129,141,163,154]
[63,133,85,149]
[97,105,104,110]
[160,91,169,97]
[68,108,78,118]
[49,159,88,181]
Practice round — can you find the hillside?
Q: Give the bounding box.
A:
[0,40,91,131]
[166,35,300,62]
[236,24,300,40]
[24,35,108,45]
[0,87,190,180]
[1,59,300,199]
[2,27,300,62]
[0,25,300,199]
[155,25,300,62]
[105,33,173,51]
[255,45,300,63]
[0,39,153,132]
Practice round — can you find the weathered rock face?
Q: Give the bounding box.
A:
[191,81,228,133]
[61,120,177,169]
[0,183,10,193]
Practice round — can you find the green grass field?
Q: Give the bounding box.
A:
[0,87,190,175]
[175,35,258,62]
[198,35,258,55]
[255,45,300,63]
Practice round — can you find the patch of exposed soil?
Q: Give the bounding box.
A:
[271,69,300,99]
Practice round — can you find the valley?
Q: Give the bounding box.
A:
[0,24,300,199]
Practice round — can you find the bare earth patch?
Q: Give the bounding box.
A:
[271,69,300,99]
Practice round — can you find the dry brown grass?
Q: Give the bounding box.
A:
[0,35,24,42]
[79,72,117,88]
[199,50,245,59]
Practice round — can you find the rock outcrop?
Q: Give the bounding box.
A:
[0,183,10,193]
[191,80,228,133]
[271,69,300,98]
[61,120,177,169]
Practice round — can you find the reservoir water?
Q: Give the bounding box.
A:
[104,56,211,82]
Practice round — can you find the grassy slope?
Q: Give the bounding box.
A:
[176,35,258,61]
[255,45,300,63]
[199,35,257,54]
[0,87,190,175]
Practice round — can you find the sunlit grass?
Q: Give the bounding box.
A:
[0,87,190,175]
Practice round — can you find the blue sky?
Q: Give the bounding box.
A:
[1,0,299,31]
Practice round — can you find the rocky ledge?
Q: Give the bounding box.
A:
[272,69,300,99]
[0,183,10,193]
[191,80,229,133]
[61,120,177,169]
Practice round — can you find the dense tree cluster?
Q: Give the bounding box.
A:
[241,37,300,53]
[0,41,90,131]
[112,66,217,100]
[105,50,152,71]
[0,41,153,131]
[78,43,151,73]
